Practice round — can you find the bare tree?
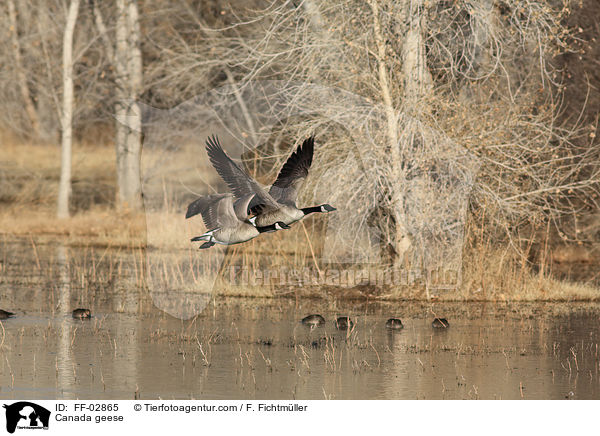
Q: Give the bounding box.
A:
[57,0,80,218]
[160,0,598,276]
[114,0,143,211]
[1,2,68,141]
[6,0,40,137]
[93,0,143,211]
[0,0,597,279]
[0,0,113,141]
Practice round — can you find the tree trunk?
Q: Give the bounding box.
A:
[57,0,80,219]
[369,0,412,266]
[114,0,143,211]
[459,0,496,102]
[7,0,40,137]
[35,2,59,142]
[399,0,432,110]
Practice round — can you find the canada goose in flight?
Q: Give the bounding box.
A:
[186,193,289,248]
[205,135,336,228]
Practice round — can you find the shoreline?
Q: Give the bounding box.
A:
[2,232,599,303]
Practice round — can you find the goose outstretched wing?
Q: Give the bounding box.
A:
[268,136,314,206]
[185,193,239,229]
[205,135,280,213]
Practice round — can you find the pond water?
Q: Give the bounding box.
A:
[0,239,599,400]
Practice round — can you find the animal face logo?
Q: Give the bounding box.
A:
[3,402,50,433]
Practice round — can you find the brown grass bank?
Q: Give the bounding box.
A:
[1,142,599,302]
[0,139,145,246]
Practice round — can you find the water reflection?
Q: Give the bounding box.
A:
[0,239,599,399]
[57,243,71,398]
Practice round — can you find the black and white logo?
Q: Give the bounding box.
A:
[2,402,50,433]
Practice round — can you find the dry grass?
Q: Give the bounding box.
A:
[1,136,115,206]
[0,138,145,246]
[0,206,145,246]
[460,246,600,302]
[1,141,599,301]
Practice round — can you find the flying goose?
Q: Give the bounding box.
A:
[186,193,289,248]
[205,135,336,228]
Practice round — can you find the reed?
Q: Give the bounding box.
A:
[2,142,599,302]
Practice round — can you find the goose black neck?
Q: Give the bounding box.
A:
[301,205,322,215]
[257,223,278,233]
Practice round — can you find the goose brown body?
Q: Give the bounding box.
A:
[186,193,289,248]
